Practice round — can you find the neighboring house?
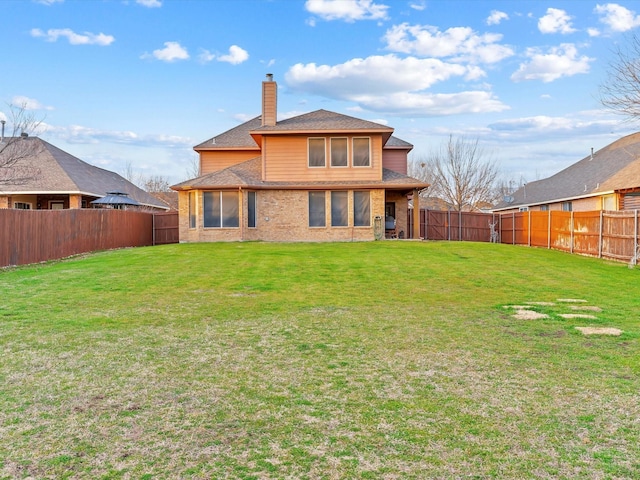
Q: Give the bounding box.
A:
[493,132,640,213]
[0,135,169,211]
[171,75,429,242]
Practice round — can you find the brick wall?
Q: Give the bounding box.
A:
[178,188,388,242]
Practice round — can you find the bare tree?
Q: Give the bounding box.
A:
[140,174,172,193]
[185,154,200,180]
[0,103,44,185]
[417,135,499,211]
[600,33,640,123]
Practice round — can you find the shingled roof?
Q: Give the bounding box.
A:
[494,132,640,211]
[194,109,408,151]
[0,137,169,210]
[172,156,427,191]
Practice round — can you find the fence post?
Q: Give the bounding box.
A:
[598,210,603,258]
[448,209,451,241]
[547,209,551,249]
[512,212,515,245]
[528,210,531,247]
[459,210,462,241]
[570,211,574,254]
[635,210,638,260]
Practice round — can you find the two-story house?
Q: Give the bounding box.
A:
[171,75,429,242]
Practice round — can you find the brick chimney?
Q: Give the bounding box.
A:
[261,73,277,127]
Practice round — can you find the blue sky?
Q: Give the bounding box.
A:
[2,0,640,186]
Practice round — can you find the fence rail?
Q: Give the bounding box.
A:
[415,209,640,263]
[0,209,178,268]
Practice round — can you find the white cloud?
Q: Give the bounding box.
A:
[587,28,601,37]
[55,124,192,147]
[410,1,426,11]
[33,0,63,4]
[218,45,249,65]
[487,10,508,26]
[595,3,640,32]
[383,23,514,64]
[30,28,114,46]
[142,41,189,62]
[538,8,576,34]
[305,0,389,22]
[136,0,162,7]
[511,44,593,83]
[198,49,216,63]
[354,90,509,116]
[198,45,249,65]
[11,96,54,111]
[285,54,508,116]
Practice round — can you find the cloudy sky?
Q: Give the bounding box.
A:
[2,0,640,186]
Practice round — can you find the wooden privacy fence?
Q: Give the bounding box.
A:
[414,208,640,263]
[499,210,640,263]
[153,211,179,245]
[0,209,179,268]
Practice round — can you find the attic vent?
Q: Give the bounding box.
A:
[211,138,216,145]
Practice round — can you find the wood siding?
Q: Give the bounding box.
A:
[200,150,260,175]
[382,149,408,175]
[262,134,383,182]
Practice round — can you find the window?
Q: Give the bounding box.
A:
[309,191,326,227]
[248,191,257,228]
[562,201,572,212]
[331,191,348,227]
[203,191,239,228]
[353,138,370,167]
[519,206,529,212]
[50,202,64,210]
[539,204,549,212]
[330,138,348,167]
[354,191,371,226]
[309,138,325,167]
[14,202,31,210]
[188,191,196,228]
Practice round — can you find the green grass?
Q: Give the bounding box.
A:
[0,241,639,479]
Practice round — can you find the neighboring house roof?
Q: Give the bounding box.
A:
[0,136,168,210]
[172,157,427,191]
[493,132,640,211]
[193,110,411,151]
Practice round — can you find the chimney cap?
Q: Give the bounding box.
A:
[266,73,273,81]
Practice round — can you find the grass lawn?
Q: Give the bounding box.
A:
[0,241,639,479]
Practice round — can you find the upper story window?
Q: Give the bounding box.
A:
[562,201,572,212]
[308,138,326,167]
[539,204,549,212]
[353,138,370,167]
[330,138,348,167]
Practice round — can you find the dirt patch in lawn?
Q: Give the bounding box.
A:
[575,327,623,336]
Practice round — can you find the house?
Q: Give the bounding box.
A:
[0,135,169,211]
[171,75,429,242]
[493,132,640,213]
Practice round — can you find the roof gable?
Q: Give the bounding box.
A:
[0,137,168,209]
[194,109,410,151]
[495,132,640,209]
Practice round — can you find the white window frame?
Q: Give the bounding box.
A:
[352,137,371,168]
[308,138,326,168]
[330,137,349,168]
